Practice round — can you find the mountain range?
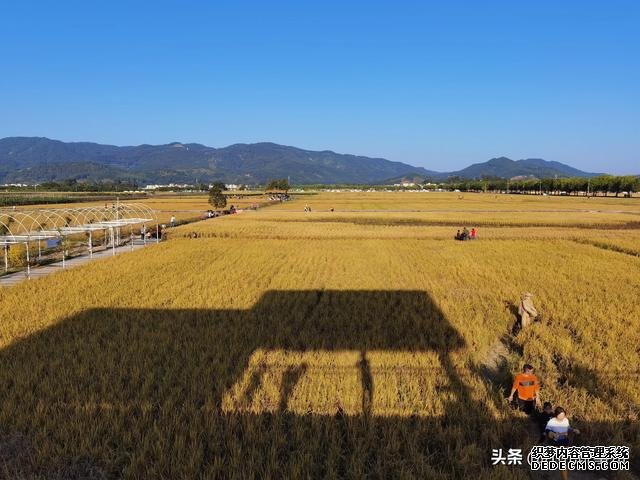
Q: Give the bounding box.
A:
[0,137,602,185]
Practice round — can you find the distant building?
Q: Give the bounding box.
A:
[225,184,240,190]
[144,183,193,190]
[392,181,416,187]
[510,175,536,181]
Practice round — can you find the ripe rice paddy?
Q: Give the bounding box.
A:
[0,192,638,479]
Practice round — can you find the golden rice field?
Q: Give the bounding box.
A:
[18,192,275,224]
[0,192,638,479]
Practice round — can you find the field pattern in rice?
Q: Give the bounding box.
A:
[0,192,638,479]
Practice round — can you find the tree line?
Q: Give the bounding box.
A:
[441,175,639,197]
[2,179,141,192]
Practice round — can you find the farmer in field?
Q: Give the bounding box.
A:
[518,292,538,328]
[508,363,540,415]
[470,227,476,239]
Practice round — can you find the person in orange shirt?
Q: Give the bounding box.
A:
[508,364,540,415]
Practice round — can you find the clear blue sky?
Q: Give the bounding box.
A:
[1,1,638,173]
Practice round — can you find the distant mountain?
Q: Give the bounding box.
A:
[0,137,603,185]
[0,137,437,184]
[446,157,601,180]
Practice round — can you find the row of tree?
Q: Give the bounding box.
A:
[3,179,141,192]
[440,175,639,196]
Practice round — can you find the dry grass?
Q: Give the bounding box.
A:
[0,192,638,479]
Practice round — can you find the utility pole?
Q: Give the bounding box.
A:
[539,179,542,195]
[587,178,591,198]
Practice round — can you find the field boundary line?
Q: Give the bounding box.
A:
[569,238,640,258]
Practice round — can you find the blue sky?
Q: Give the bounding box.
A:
[1,1,638,173]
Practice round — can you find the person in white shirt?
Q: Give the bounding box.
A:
[545,407,581,480]
[545,406,580,445]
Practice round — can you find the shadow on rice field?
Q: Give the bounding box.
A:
[0,290,636,479]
